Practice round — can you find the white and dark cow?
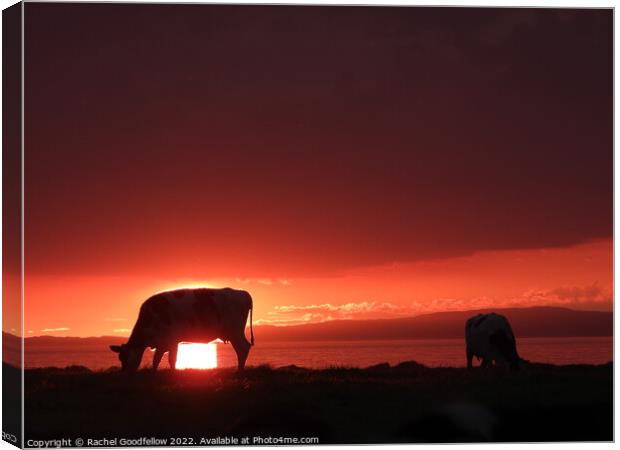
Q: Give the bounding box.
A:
[465,313,520,370]
[110,287,254,372]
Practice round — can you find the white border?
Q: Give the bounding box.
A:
[0,2,615,450]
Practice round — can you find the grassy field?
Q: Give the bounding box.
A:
[20,361,612,444]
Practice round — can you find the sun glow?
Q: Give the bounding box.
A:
[175,342,218,369]
[154,283,219,295]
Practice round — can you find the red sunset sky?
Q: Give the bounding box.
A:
[5,5,612,337]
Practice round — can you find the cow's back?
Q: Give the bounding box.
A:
[137,287,252,343]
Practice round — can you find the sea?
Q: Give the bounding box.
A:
[23,336,613,370]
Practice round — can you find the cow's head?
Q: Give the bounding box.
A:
[488,329,521,371]
[511,357,529,371]
[109,343,143,372]
[504,347,521,371]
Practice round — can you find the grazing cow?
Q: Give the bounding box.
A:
[110,287,254,372]
[465,313,520,370]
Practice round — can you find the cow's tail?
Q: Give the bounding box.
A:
[249,294,255,346]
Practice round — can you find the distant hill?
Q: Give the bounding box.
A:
[2,331,21,365]
[5,306,612,347]
[251,307,612,341]
[3,333,125,355]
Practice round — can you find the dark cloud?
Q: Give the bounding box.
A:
[24,5,612,277]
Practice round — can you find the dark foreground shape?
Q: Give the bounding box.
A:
[3,364,22,447]
[24,362,612,444]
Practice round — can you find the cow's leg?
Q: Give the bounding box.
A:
[152,348,165,371]
[230,335,251,372]
[466,348,474,370]
[168,345,178,370]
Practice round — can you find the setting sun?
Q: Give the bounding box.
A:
[175,342,217,370]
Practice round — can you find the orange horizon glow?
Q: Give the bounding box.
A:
[14,239,612,338]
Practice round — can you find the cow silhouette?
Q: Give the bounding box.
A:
[465,313,520,370]
[110,287,254,372]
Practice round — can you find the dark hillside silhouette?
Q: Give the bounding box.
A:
[23,363,613,443]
